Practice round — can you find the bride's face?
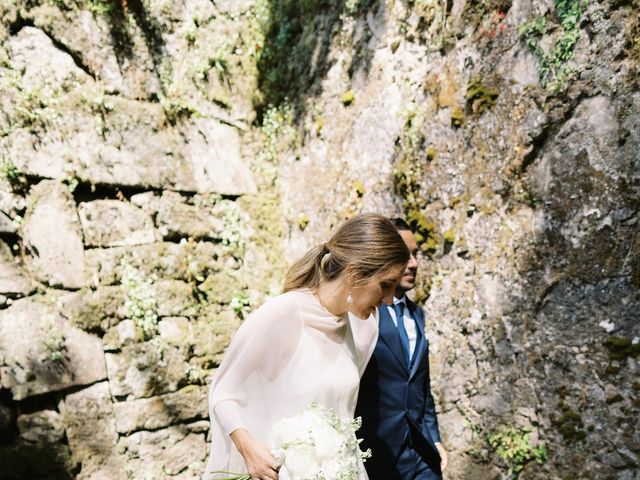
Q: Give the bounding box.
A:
[349,264,406,319]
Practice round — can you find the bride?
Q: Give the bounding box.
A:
[204,214,410,480]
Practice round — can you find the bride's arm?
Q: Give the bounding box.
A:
[230,428,278,480]
[208,294,301,476]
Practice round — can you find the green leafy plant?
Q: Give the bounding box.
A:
[43,332,67,362]
[518,0,586,90]
[198,46,231,81]
[120,259,159,339]
[489,426,548,476]
[159,94,201,125]
[2,158,20,182]
[85,0,114,15]
[230,293,251,315]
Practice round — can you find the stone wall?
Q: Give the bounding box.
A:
[0,0,639,479]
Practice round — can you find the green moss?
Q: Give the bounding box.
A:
[451,106,465,127]
[298,214,310,230]
[448,192,470,209]
[196,271,243,305]
[465,78,499,114]
[606,393,624,405]
[406,208,439,255]
[603,336,640,360]
[443,228,455,244]
[341,90,355,106]
[237,194,287,292]
[315,115,324,135]
[72,287,127,334]
[553,402,587,442]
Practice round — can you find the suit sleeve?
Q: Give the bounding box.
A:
[418,307,442,444]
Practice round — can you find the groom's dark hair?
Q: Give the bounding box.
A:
[390,217,411,232]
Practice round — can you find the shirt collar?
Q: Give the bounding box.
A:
[391,295,407,307]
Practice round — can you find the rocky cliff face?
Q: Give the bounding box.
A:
[0,0,638,479]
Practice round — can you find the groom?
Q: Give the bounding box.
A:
[356,218,447,479]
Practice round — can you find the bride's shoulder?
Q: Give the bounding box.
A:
[248,290,306,321]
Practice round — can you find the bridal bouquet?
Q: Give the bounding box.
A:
[272,403,371,479]
[214,404,371,480]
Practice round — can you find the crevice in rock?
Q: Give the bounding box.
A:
[117,415,208,437]
[521,92,586,174]
[40,30,97,81]
[7,14,32,36]
[7,388,61,416]
[521,122,551,173]
[71,182,155,204]
[103,0,168,96]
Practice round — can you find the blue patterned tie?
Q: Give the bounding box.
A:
[393,302,410,365]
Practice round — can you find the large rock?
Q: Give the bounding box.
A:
[113,385,207,434]
[8,26,91,96]
[0,188,25,235]
[120,424,207,479]
[9,94,257,195]
[24,2,160,99]
[78,199,156,247]
[155,280,199,317]
[105,339,190,400]
[0,297,106,400]
[61,382,125,479]
[60,286,128,334]
[0,240,31,296]
[18,410,65,443]
[153,191,225,240]
[21,180,86,289]
[84,241,223,287]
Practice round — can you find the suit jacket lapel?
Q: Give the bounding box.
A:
[378,305,410,375]
[407,300,427,379]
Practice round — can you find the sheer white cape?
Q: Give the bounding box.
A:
[203,289,378,479]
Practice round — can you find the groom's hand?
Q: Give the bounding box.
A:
[435,442,448,471]
[230,428,279,480]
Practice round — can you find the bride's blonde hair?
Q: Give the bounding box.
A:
[283,213,409,292]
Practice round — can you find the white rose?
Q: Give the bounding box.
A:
[273,417,305,445]
[312,425,343,460]
[284,444,321,479]
[320,458,342,478]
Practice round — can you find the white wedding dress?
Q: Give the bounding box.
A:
[203,289,378,479]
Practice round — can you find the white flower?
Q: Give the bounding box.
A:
[284,444,321,479]
[312,424,343,460]
[271,404,370,480]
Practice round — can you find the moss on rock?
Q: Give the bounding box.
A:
[603,336,640,361]
[466,78,499,115]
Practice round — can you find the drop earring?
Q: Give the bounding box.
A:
[346,293,354,305]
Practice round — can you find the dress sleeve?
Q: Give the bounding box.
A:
[208,293,302,435]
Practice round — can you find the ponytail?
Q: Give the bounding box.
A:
[283,214,409,292]
[283,244,327,292]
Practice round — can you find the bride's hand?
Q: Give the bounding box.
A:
[230,428,278,480]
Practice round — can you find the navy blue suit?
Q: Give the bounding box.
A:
[356,299,442,480]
